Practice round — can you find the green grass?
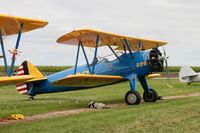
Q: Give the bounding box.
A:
[0,79,200,132]
[1,97,200,133]
[0,79,199,118]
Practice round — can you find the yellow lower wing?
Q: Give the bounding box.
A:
[146,73,161,79]
[0,75,34,85]
[51,74,124,87]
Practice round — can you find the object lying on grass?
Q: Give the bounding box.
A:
[88,101,110,109]
[9,114,25,120]
[0,114,25,123]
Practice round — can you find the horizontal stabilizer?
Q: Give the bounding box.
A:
[0,75,34,85]
[0,60,46,85]
[51,74,124,87]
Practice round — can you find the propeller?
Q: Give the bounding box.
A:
[163,48,169,78]
[163,48,173,88]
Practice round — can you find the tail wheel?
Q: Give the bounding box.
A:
[28,96,34,100]
[143,88,158,102]
[125,90,141,105]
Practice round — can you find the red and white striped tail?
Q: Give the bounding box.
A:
[17,65,25,76]
[16,65,28,94]
[16,83,28,94]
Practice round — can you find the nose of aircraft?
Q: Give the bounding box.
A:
[148,48,164,72]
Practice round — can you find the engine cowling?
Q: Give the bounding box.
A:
[148,48,164,72]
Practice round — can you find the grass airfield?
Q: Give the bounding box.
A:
[0,79,200,133]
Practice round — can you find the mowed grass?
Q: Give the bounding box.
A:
[0,79,200,133]
[1,97,200,133]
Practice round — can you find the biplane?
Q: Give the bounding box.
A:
[0,27,168,105]
[0,14,48,76]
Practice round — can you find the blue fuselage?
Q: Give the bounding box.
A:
[28,51,151,96]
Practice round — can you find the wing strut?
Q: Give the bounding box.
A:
[124,39,133,58]
[0,32,9,75]
[0,23,24,76]
[138,41,143,51]
[80,42,92,73]
[9,23,24,76]
[107,45,121,61]
[74,42,81,74]
[74,40,95,74]
[91,35,99,74]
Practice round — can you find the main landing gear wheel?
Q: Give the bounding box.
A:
[143,88,158,102]
[125,90,141,105]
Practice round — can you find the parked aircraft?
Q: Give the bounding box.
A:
[0,28,168,105]
[179,66,200,85]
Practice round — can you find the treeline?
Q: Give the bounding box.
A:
[0,66,199,73]
[168,66,200,72]
[0,66,72,73]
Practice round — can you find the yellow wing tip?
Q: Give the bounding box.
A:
[146,73,161,79]
[0,14,48,36]
[0,14,48,23]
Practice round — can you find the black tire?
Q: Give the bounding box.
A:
[125,90,141,105]
[143,88,158,102]
[28,96,34,100]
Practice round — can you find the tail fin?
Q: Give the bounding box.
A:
[16,61,44,94]
[19,61,43,78]
[179,66,197,83]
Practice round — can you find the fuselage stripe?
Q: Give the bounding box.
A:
[18,68,24,71]
[16,85,27,90]
[19,90,28,94]
[18,88,28,92]
[19,66,23,69]
[16,83,26,87]
[17,70,24,75]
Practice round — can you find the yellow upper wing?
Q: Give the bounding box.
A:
[57,29,167,51]
[0,14,48,36]
[51,74,124,87]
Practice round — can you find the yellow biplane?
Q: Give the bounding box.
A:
[0,19,168,104]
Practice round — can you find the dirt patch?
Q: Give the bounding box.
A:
[1,92,199,125]
[163,92,200,100]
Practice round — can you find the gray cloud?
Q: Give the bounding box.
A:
[0,0,200,66]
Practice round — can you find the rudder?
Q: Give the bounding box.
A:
[16,61,44,94]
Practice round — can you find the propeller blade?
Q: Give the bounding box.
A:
[164,57,170,79]
[163,48,173,88]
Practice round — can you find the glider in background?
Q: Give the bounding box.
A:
[179,66,200,85]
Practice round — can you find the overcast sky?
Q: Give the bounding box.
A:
[0,0,200,66]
